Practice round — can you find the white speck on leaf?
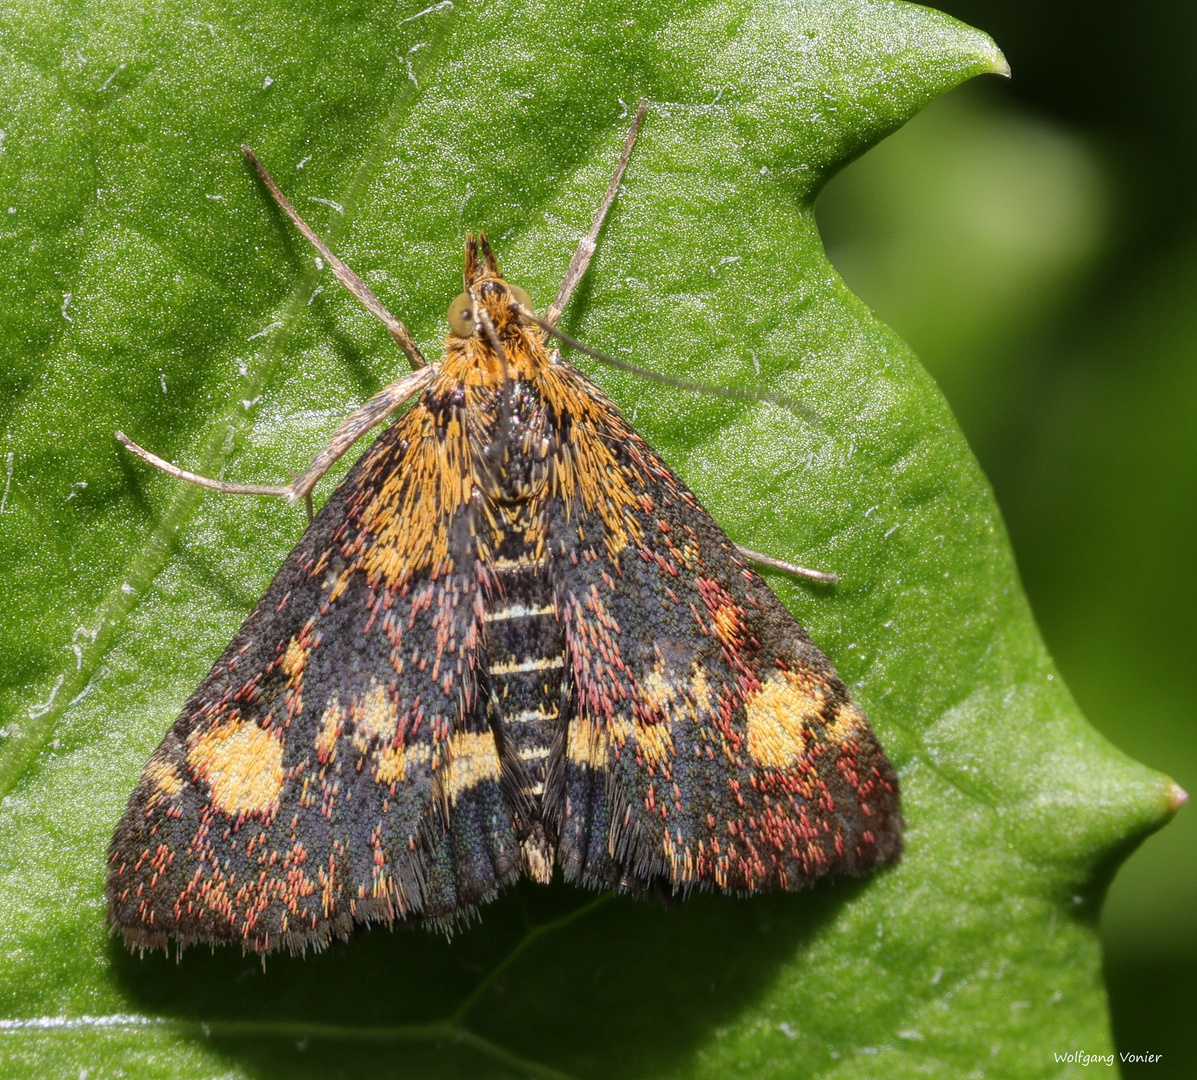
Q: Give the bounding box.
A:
[99,63,127,92]
[28,674,65,719]
[308,196,344,215]
[0,451,12,514]
[405,42,429,86]
[247,321,284,341]
[399,0,453,25]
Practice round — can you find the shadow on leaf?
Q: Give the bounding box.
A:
[113,873,862,1079]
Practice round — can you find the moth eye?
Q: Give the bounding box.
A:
[509,284,533,314]
[447,293,474,337]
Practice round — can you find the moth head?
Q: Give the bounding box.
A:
[450,233,533,337]
[447,282,533,338]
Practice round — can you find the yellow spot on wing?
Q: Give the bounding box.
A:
[633,718,673,768]
[442,730,502,803]
[143,754,183,805]
[567,717,606,768]
[316,699,345,763]
[351,683,399,753]
[826,701,867,743]
[691,667,713,713]
[677,540,701,570]
[567,716,631,769]
[187,720,285,817]
[631,661,713,765]
[375,743,431,785]
[640,665,676,714]
[326,568,352,604]
[744,672,827,769]
[707,599,746,649]
[279,636,310,683]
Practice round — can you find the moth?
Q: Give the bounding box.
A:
[108,105,901,954]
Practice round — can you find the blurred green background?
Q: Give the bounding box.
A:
[816,1,1196,1072]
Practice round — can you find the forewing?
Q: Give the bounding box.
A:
[538,364,902,895]
[107,392,519,953]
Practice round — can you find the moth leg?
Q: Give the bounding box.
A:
[116,364,433,508]
[735,544,839,585]
[284,365,434,501]
[115,433,293,498]
[543,101,649,328]
[241,146,428,372]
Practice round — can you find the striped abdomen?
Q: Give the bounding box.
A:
[482,560,564,879]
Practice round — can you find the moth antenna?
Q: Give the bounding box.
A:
[546,100,650,327]
[240,146,427,372]
[520,308,822,427]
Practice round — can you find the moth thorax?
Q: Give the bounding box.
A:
[479,381,550,504]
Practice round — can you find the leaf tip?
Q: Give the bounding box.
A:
[1166,780,1189,815]
[977,40,1011,79]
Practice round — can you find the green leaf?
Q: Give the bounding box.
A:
[0,1,1180,1076]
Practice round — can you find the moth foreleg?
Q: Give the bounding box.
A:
[115,432,294,499]
[116,365,433,519]
[285,365,434,504]
[241,146,428,372]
